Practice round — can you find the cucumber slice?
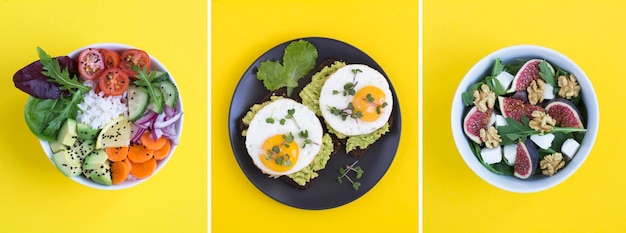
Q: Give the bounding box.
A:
[156,80,179,107]
[127,85,149,122]
[147,87,164,114]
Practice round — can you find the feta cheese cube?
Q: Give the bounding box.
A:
[530,133,555,149]
[495,114,507,127]
[495,71,514,90]
[480,147,502,164]
[503,144,517,165]
[543,83,555,100]
[561,138,581,159]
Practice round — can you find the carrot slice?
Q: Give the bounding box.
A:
[105,146,129,162]
[127,143,154,163]
[140,132,167,150]
[111,160,131,185]
[131,158,157,179]
[153,139,171,160]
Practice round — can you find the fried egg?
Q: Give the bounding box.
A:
[245,98,323,176]
[319,64,393,136]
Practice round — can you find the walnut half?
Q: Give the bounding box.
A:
[527,79,546,105]
[540,153,565,176]
[557,74,581,99]
[529,111,556,133]
[480,126,502,148]
[473,84,495,112]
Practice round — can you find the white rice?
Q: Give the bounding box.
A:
[77,80,128,129]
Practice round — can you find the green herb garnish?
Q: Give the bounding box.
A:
[32,47,90,140]
[337,160,363,190]
[133,65,165,113]
[538,60,556,87]
[497,117,587,145]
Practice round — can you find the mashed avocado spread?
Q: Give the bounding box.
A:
[241,96,334,186]
[299,61,390,153]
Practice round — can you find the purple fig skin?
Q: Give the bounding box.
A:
[513,139,539,179]
[545,98,584,128]
[13,56,78,99]
[511,91,529,103]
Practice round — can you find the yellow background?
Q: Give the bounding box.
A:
[211,1,417,232]
[424,1,622,232]
[0,1,207,232]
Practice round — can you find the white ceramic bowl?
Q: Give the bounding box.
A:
[40,43,183,190]
[451,45,598,193]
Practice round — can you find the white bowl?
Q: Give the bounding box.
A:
[451,45,599,193]
[40,43,183,190]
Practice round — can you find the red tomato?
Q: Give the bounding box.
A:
[98,68,130,96]
[100,49,120,69]
[119,49,151,79]
[77,48,106,80]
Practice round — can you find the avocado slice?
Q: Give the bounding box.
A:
[49,141,69,153]
[70,138,96,164]
[76,122,100,140]
[51,150,82,177]
[89,160,112,186]
[82,149,108,177]
[57,118,78,146]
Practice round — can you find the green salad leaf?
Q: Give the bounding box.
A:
[24,47,89,142]
[256,39,318,96]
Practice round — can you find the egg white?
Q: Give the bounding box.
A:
[245,98,323,176]
[318,64,393,136]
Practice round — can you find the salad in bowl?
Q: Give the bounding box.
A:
[13,43,183,190]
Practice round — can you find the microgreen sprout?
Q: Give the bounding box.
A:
[337,160,364,190]
[298,130,319,148]
[329,102,363,121]
[263,132,295,167]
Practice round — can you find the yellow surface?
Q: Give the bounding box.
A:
[424,1,620,232]
[0,1,207,232]
[212,1,418,233]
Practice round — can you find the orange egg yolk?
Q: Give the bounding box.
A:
[352,85,387,122]
[260,134,299,172]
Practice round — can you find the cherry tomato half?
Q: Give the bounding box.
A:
[100,49,120,69]
[119,49,151,79]
[98,68,130,96]
[77,48,106,80]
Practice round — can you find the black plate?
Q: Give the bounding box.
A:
[228,37,402,210]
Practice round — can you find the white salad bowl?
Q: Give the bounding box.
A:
[39,43,183,190]
[451,45,598,193]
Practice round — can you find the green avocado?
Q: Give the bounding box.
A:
[57,118,78,146]
[76,122,100,140]
[51,150,82,177]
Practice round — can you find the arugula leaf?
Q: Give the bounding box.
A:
[41,91,83,137]
[256,40,318,96]
[27,47,89,142]
[491,58,505,76]
[538,60,556,87]
[485,76,506,95]
[497,116,586,145]
[133,66,164,112]
[462,82,484,106]
[37,47,89,94]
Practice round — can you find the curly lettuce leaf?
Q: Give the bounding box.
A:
[256,39,317,96]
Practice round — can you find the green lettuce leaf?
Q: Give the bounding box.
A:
[256,39,318,96]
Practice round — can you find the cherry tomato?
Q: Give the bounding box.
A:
[100,49,120,69]
[119,49,151,79]
[98,68,130,96]
[77,48,106,80]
